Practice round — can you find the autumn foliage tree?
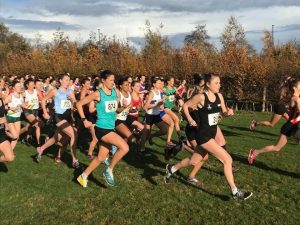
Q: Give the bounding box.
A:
[0,20,299,111]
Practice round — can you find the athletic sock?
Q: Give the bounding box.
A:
[171,166,177,174]
[231,187,238,195]
[107,167,113,176]
[81,173,88,179]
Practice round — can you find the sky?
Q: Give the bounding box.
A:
[1,0,300,52]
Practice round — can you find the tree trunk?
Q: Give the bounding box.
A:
[262,87,267,112]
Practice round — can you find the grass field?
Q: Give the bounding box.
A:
[0,111,299,225]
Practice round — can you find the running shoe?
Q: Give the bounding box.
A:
[232,190,253,200]
[77,175,88,188]
[87,155,94,161]
[35,147,42,162]
[54,156,62,163]
[248,148,256,165]
[250,120,257,130]
[103,168,115,186]
[103,157,110,166]
[232,166,240,173]
[111,145,117,155]
[35,153,42,162]
[186,176,202,186]
[172,141,184,156]
[164,164,173,184]
[167,141,176,148]
[72,160,80,169]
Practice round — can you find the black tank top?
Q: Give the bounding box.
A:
[0,99,6,118]
[289,98,299,124]
[197,93,221,128]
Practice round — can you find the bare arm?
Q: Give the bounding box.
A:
[218,93,234,116]
[76,91,100,128]
[183,93,204,126]
[144,91,162,110]
[41,89,56,119]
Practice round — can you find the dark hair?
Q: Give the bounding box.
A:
[81,78,90,85]
[288,78,300,93]
[100,70,114,80]
[131,80,140,88]
[151,75,161,85]
[59,73,70,81]
[117,76,128,88]
[166,76,173,82]
[50,78,56,84]
[35,79,43,84]
[193,73,204,86]
[93,79,101,91]
[12,79,20,88]
[24,78,35,89]
[203,73,219,90]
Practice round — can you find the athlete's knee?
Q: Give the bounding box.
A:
[223,155,232,165]
[273,146,282,152]
[189,156,201,166]
[202,154,209,162]
[169,120,175,127]
[119,142,129,154]
[6,154,15,162]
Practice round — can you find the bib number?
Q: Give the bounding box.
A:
[208,112,220,126]
[61,100,71,109]
[168,95,175,102]
[31,98,38,104]
[105,101,117,113]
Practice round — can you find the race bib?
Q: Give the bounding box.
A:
[168,95,175,102]
[105,101,117,113]
[208,112,220,126]
[61,100,71,109]
[31,98,38,105]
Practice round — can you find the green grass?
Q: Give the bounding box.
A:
[1,111,299,225]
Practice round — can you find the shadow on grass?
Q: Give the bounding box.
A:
[231,153,300,179]
[174,171,231,201]
[222,125,278,137]
[0,162,8,173]
[123,147,165,186]
[219,129,241,137]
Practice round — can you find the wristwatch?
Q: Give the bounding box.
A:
[81,117,87,121]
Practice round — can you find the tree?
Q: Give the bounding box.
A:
[141,20,171,75]
[220,16,254,54]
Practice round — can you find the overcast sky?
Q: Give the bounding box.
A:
[1,0,300,51]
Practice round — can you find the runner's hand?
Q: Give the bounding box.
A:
[43,113,50,120]
[189,119,197,127]
[83,120,93,128]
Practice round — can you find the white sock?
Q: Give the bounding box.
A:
[107,167,113,177]
[232,187,238,195]
[171,166,177,174]
[81,173,88,179]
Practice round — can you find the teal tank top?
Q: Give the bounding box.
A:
[95,88,117,129]
[164,86,176,109]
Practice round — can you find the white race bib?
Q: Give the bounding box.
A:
[31,98,38,104]
[208,112,220,126]
[105,101,117,113]
[168,95,175,102]
[61,100,71,109]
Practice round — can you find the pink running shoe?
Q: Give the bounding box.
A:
[250,120,257,131]
[248,148,256,165]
